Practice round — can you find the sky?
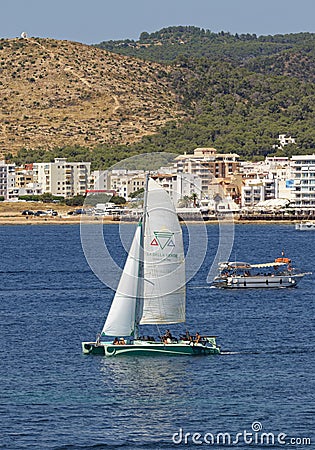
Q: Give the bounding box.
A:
[0,0,314,44]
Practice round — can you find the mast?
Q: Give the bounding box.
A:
[133,173,149,339]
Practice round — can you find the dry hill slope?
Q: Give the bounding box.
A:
[0,38,184,156]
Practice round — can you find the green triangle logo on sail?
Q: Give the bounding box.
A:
[152,231,175,249]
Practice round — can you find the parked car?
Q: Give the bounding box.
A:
[46,209,58,216]
[34,210,47,216]
[21,210,34,216]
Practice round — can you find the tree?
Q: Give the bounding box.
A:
[178,195,191,208]
[191,192,198,207]
[129,188,144,199]
[139,32,150,41]
[111,196,126,205]
[65,195,85,206]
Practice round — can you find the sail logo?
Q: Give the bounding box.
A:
[150,231,175,249]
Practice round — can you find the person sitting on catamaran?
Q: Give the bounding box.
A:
[162,329,173,343]
[180,330,192,341]
[194,332,201,344]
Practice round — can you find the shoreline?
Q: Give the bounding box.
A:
[0,215,305,226]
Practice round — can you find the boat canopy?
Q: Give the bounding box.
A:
[219,261,289,270]
[250,262,288,268]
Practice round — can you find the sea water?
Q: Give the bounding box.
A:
[0,224,314,449]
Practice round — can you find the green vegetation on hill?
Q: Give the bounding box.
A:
[96,26,315,81]
[94,27,315,161]
[167,59,315,157]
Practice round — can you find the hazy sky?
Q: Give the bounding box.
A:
[1,0,314,44]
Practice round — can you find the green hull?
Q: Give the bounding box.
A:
[82,339,220,357]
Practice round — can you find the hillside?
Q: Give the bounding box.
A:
[97,26,315,83]
[0,37,184,157]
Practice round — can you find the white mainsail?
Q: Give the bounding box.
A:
[140,179,186,325]
[102,178,186,336]
[102,225,141,336]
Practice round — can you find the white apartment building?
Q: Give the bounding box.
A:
[241,177,276,208]
[0,161,16,200]
[290,154,315,209]
[33,158,91,197]
[108,170,146,199]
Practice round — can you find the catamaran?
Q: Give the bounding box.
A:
[82,176,220,356]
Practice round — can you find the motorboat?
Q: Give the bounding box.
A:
[213,256,310,289]
[295,221,315,231]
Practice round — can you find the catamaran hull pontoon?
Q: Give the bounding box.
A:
[214,274,305,289]
[82,338,220,357]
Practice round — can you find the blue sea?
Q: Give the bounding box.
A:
[0,224,314,449]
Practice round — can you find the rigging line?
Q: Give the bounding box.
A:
[156,323,163,340]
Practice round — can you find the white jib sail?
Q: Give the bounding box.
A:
[140,178,186,325]
[102,224,141,336]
